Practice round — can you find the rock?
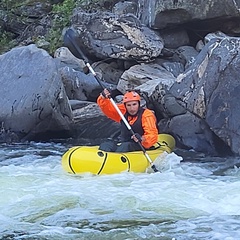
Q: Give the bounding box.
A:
[0,123,19,143]
[59,66,114,101]
[161,61,185,78]
[0,44,73,141]
[72,102,120,139]
[69,10,164,61]
[159,112,232,156]
[170,32,240,155]
[2,0,240,156]
[54,46,86,71]
[138,0,240,29]
[91,61,124,85]
[159,28,190,49]
[112,1,138,15]
[173,45,199,69]
[117,63,176,93]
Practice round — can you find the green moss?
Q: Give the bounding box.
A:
[46,0,77,55]
[0,31,16,54]
[0,0,119,55]
[1,0,16,8]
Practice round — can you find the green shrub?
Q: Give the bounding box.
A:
[0,31,15,53]
[0,0,115,55]
[46,0,77,55]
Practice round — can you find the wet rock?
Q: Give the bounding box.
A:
[0,44,73,141]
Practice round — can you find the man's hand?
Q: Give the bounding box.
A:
[101,88,111,98]
[131,133,142,143]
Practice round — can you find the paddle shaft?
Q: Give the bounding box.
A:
[87,63,158,171]
[65,29,158,172]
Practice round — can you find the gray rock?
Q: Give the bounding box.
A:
[173,46,199,69]
[159,112,228,156]
[159,28,190,49]
[118,63,176,93]
[72,102,120,139]
[170,32,240,155]
[138,0,240,29]
[0,44,73,141]
[70,10,163,61]
[59,66,114,101]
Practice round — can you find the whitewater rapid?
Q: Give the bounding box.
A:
[0,142,240,240]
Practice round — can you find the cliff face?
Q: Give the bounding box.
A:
[1,0,239,54]
[0,0,240,156]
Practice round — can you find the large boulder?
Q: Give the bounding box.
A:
[0,44,73,141]
[170,32,240,155]
[68,10,164,61]
[138,0,240,30]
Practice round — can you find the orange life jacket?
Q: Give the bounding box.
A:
[97,96,158,149]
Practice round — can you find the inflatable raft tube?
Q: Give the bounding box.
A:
[62,134,175,175]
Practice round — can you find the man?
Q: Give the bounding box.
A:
[97,89,158,152]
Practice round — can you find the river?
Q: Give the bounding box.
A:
[0,141,240,240]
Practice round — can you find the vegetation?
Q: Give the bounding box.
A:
[0,31,15,54]
[46,0,77,54]
[44,0,113,54]
[1,0,17,9]
[0,0,119,55]
[0,0,24,53]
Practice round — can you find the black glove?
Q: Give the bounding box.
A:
[101,88,111,98]
[133,133,142,142]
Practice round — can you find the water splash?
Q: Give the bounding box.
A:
[1,143,240,239]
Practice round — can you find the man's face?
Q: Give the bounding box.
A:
[125,101,139,115]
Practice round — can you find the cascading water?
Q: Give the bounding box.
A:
[1,142,240,240]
